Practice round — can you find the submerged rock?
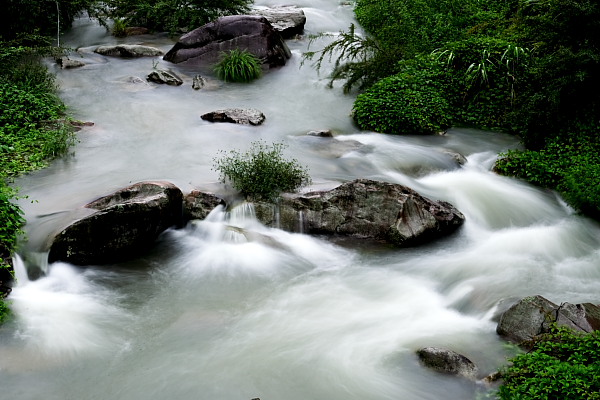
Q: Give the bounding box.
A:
[416,347,479,379]
[253,178,465,246]
[250,6,306,38]
[56,56,85,69]
[201,108,266,125]
[192,75,207,90]
[496,295,600,345]
[48,181,183,265]
[163,15,291,67]
[94,44,163,57]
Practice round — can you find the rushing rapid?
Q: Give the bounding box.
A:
[1,1,600,399]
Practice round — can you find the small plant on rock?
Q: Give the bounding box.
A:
[213,141,311,201]
[214,49,262,83]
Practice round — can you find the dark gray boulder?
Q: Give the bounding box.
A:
[496,295,600,345]
[184,191,226,220]
[147,69,183,86]
[253,178,465,246]
[94,44,164,57]
[416,347,478,379]
[48,181,183,265]
[250,6,306,38]
[163,15,291,67]
[201,108,266,125]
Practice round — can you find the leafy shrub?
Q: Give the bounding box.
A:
[213,141,311,201]
[214,49,262,83]
[498,326,600,400]
[303,24,400,93]
[495,135,600,219]
[0,298,10,324]
[352,59,453,135]
[111,18,128,37]
[101,0,251,34]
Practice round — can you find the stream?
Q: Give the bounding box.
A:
[2,0,600,399]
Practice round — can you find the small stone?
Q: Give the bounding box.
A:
[307,129,333,137]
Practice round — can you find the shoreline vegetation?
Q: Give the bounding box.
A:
[1,0,599,397]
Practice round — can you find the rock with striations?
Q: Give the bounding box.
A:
[163,15,291,67]
[250,6,306,38]
[201,108,266,125]
[253,178,465,246]
[496,295,600,345]
[147,69,183,86]
[94,44,164,57]
[48,181,183,265]
[416,347,479,380]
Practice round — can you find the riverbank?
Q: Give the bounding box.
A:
[0,42,76,317]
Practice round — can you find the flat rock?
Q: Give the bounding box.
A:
[95,44,163,57]
[201,108,266,125]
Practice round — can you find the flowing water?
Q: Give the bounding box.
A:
[2,1,600,399]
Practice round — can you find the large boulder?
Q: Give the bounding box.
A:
[416,347,479,380]
[253,179,465,246]
[48,181,183,265]
[94,44,164,57]
[250,6,306,39]
[163,15,291,68]
[496,295,600,345]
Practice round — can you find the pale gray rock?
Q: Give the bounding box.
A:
[250,6,306,38]
[201,108,266,125]
[56,56,85,68]
[307,129,333,137]
[95,44,163,57]
[48,181,183,265]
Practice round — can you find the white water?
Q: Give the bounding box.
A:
[2,1,600,399]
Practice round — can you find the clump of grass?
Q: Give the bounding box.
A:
[112,18,128,38]
[214,49,262,83]
[212,141,311,201]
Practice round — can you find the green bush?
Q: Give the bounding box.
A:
[102,0,251,34]
[495,135,600,219]
[214,49,262,83]
[0,298,10,324]
[498,326,600,400]
[213,141,311,201]
[352,59,453,135]
[111,18,128,37]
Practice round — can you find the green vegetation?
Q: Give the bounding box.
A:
[0,39,76,321]
[498,326,600,400]
[213,141,311,201]
[214,49,262,83]
[98,0,251,34]
[306,0,600,220]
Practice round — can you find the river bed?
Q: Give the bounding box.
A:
[1,1,600,399]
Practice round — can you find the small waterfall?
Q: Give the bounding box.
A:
[11,254,29,285]
[298,210,305,234]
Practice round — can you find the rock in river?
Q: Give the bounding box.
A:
[253,178,465,246]
[48,181,183,265]
[163,15,291,67]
